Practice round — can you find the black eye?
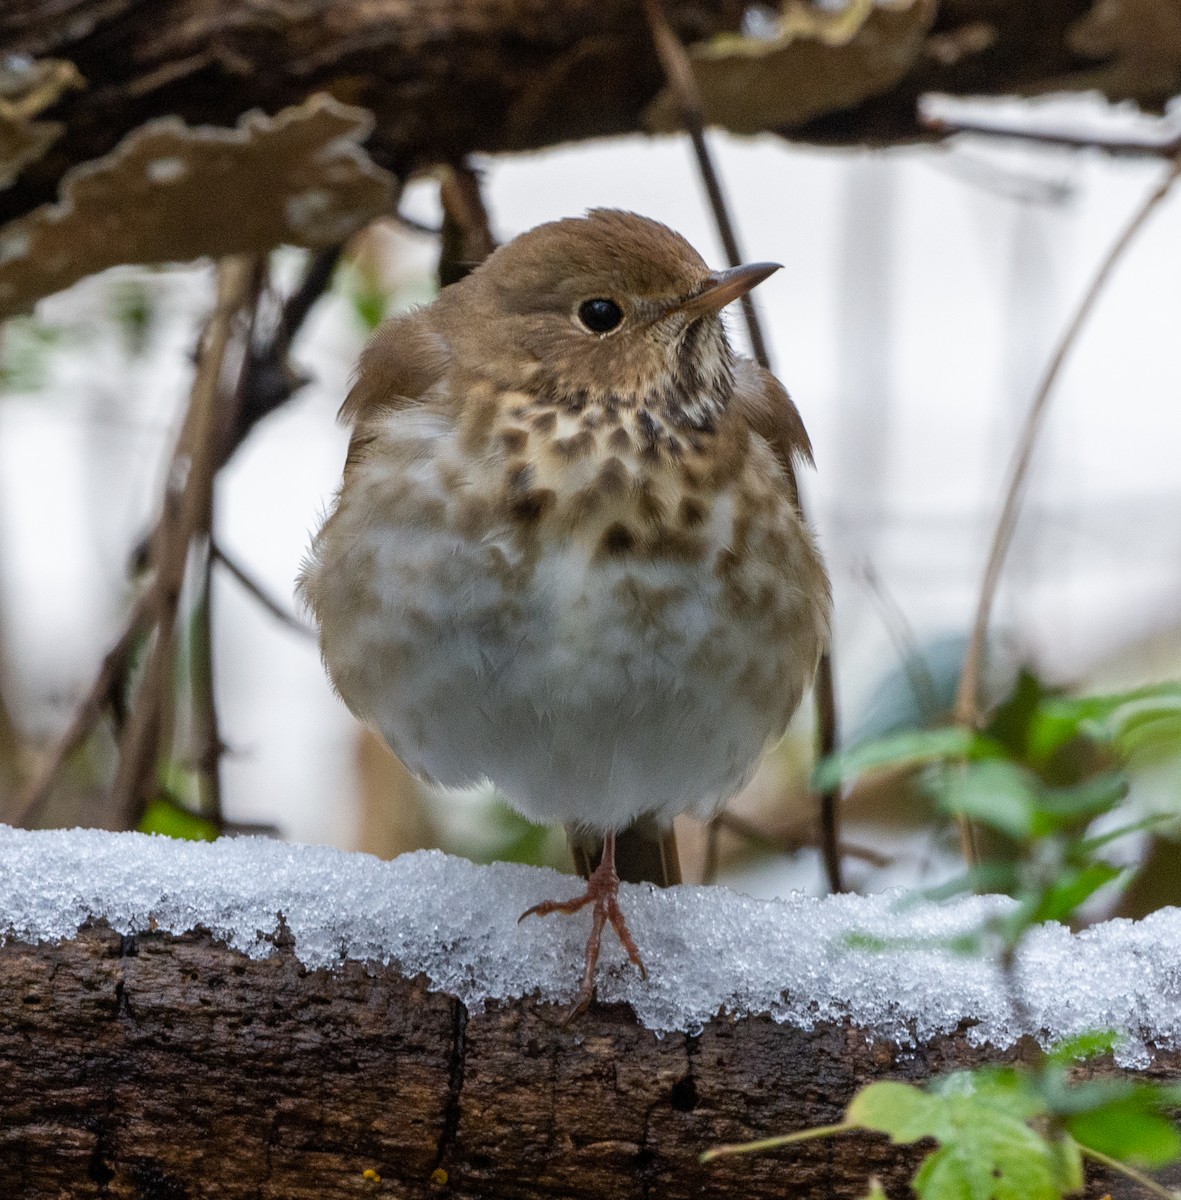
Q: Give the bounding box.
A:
[578,298,623,334]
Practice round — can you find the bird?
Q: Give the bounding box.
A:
[300,209,830,1012]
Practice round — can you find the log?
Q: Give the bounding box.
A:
[0,0,1177,230]
[2,828,1181,1198]
[0,924,1176,1199]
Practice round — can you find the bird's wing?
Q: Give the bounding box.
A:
[338,311,453,476]
[730,357,814,509]
[338,310,452,426]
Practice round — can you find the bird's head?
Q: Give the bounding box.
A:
[435,209,779,429]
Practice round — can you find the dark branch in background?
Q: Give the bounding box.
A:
[860,562,940,724]
[642,0,844,894]
[954,150,1181,732]
[948,143,1181,864]
[191,541,225,828]
[640,0,768,367]
[393,210,444,238]
[701,808,890,886]
[108,257,260,831]
[212,540,316,640]
[218,245,343,465]
[24,243,345,835]
[921,111,1181,160]
[438,162,496,288]
[11,590,153,826]
[185,261,268,832]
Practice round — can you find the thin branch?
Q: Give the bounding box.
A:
[1077,1144,1181,1200]
[211,540,316,640]
[641,0,769,366]
[953,153,1181,732]
[921,111,1181,160]
[700,1121,855,1163]
[191,540,224,828]
[10,589,154,827]
[438,161,496,287]
[712,810,891,868]
[860,562,940,723]
[641,0,844,893]
[219,245,342,465]
[108,256,259,830]
[393,210,443,237]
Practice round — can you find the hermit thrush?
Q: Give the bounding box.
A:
[301,210,830,1010]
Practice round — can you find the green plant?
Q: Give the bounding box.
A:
[704,676,1181,1197]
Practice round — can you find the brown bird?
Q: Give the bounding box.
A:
[301,209,830,1011]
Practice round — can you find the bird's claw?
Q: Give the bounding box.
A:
[520,851,646,1018]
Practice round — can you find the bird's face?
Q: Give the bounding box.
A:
[436,210,779,429]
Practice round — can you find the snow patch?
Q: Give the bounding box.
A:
[1,825,1178,1063]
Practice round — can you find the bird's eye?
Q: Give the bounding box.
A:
[577,298,623,334]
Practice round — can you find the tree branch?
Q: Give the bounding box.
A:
[0,924,1170,1199]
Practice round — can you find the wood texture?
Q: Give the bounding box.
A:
[0,0,1175,230]
[1,924,1176,1198]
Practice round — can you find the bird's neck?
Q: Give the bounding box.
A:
[534,328,736,434]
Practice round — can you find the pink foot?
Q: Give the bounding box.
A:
[520,830,646,1018]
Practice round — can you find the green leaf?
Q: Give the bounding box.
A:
[935,761,1040,840]
[138,797,219,842]
[814,728,998,792]
[922,863,1022,903]
[1036,773,1128,828]
[1046,1031,1120,1065]
[1029,682,1181,762]
[1028,862,1123,924]
[849,1076,1080,1200]
[912,1132,1079,1200]
[860,1180,889,1200]
[986,669,1048,761]
[1066,1104,1181,1169]
[847,1082,952,1143]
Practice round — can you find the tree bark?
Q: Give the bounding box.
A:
[0,0,1175,229]
[0,924,1175,1199]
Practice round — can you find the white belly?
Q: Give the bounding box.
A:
[304,409,823,834]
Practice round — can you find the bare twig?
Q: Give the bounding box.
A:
[439,161,496,287]
[951,152,1181,866]
[220,246,342,465]
[11,589,154,827]
[393,210,443,237]
[191,541,224,827]
[641,0,770,366]
[954,153,1181,732]
[108,256,259,830]
[1076,1144,1180,1200]
[860,562,940,723]
[922,110,1181,160]
[713,810,891,868]
[641,0,845,892]
[212,540,316,639]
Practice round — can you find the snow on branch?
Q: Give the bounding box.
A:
[1,824,1178,1063]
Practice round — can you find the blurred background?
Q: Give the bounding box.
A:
[2,1,1180,909]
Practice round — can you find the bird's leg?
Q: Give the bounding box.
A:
[519,830,647,1015]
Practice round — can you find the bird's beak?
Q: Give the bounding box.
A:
[671,262,781,321]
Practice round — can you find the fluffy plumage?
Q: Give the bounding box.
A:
[300,210,830,1003]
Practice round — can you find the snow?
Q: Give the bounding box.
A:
[1,825,1178,1065]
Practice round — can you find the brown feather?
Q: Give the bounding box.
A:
[339,311,451,425]
[339,311,451,475]
[730,357,813,509]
